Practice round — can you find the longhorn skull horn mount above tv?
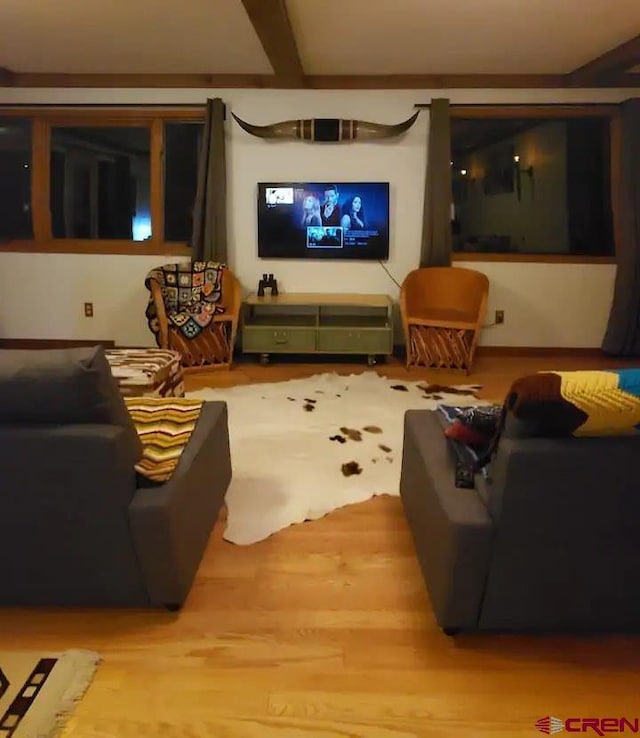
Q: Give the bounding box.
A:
[231,111,420,142]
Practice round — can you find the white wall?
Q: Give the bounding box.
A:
[0,86,630,347]
[0,253,190,346]
[458,260,616,347]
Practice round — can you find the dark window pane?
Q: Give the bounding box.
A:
[0,118,33,240]
[50,126,151,240]
[451,117,613,256]
[164,122,203,242]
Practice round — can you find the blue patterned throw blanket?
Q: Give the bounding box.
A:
[145,261,226,342]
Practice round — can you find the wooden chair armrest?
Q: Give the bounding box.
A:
[149,279,170,348]
[222,272,241,320]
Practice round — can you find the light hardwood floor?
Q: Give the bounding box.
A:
[2,354,640,737]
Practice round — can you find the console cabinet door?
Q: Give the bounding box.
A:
[242,327,317,353]
[316,329,392,354]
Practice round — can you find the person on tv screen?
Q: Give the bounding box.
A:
[300,194,322,227]
[319,227,341,247]
[321,185,341,226]
[340,195,366,231]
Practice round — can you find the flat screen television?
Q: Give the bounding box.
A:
[257,182,390,260]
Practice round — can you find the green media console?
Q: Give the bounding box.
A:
[241,292,394,365]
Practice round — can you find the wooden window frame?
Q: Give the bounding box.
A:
[449,104,620,265]
[0,106,204,255]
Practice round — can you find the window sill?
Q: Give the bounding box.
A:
[452,252,616,265]
[0,240,191,256]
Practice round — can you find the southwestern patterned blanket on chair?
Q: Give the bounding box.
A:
[145,261,226,342]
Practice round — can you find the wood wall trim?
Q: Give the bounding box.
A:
[0,108,205,121]
[0,338,115,349]
[0,240,191,256]
[3,73,640,90]
[308,74,569,89]
[38,117,156,128]
[449,104,619,118]
[5,73,275,89]
[31,119,51,241]
[0,339,605,356]
[452,253,616,264]
[475,346,605,357]
[150,119,165,246]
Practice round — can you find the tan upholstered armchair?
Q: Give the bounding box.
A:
[145,262,241,369]
[400,267,489,373]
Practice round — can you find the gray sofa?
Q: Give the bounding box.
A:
[0,346,231,609]
[400,409,640,634]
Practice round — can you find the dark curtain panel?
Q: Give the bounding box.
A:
[565,118,613,256]
[191,97,227,262]
[420,98,452,267]
[602,99,640,355]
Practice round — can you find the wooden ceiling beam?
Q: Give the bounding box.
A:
[569,34,640,84]
[0,67,15,86]
[240,0,304,87]
[2,72,640,90]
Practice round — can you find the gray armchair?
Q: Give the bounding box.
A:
[0,346,231,609]
[400,409,640,634]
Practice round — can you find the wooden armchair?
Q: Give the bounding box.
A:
[400,267,489,373]
[147,264,241,369]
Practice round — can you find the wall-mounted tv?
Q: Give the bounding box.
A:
[257,182,390,260]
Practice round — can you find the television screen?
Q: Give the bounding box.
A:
[257,182,390,260]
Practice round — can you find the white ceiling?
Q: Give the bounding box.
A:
[0,0,638,76]
[0,0,273,74]
[288,0,640,75]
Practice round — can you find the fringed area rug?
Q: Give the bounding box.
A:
[189,371,485,545]
[0,650,100,737]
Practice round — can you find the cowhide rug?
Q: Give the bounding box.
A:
[188,372,484,545]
